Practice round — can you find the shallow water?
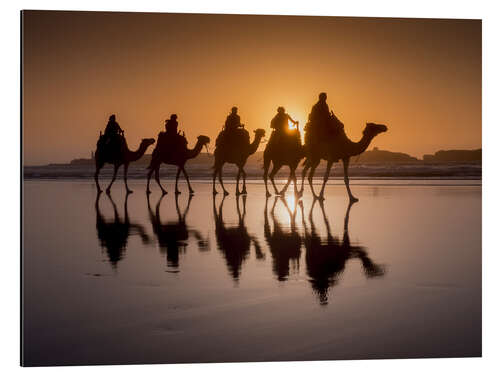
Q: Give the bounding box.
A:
[22,180,481,366]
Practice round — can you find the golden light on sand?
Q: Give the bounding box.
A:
[285,192,296,209]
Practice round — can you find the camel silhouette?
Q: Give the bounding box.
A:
[264,196,302,281]
[147,193,208,270]
[300,122,387,201]
[95,192,151,268]
[212,128,266,195]
[213,195,264,281]
[146,134,210,195]
[263,129,304,197]
[94,135,155,194]
[302,199,385,305]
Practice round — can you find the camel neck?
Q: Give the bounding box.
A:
[127,143,148,162]
[249,135,262,155]
[351,133,374,157]
[187,140,204,159]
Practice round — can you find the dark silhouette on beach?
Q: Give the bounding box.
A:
[213,195,264,281]
[94,114,155,194]
[146,134,210,195]
[212,107,266,195]
[95,192,151,268]
[147,193,208,270]
[263,106,304,197]
[146,114,210,195]
[299,93,388,201]
[302,199,385,305]
[264,196,302,281]
[224,106,242,132]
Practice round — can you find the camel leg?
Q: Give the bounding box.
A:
[155,167,167,195]
[124,163,133,194]
[218,167,229,196]
[235,168,241,196]
[269,164,281,195]
[279,166,294,195]
[299,161,310,197]
[175,167,182,195]
[212,166,218,195]
[94,162,104,193]
[263,157,271,197]
[307,159,321,199]
[343,157,358,202]
[241,168,247,195]
[291,168,299,197]
[106,164,119,194]
[146,168,153,194]
[318,160,334,200]
[182,167,194,195]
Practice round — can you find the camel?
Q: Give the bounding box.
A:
[300,122,388,201]
[146,134,210,195]
[147,193,208,269]
[263,129,305,197]
[212,128,266,196]
[94,135,155,194]
[263,196,302,281]
[95,192,151,268]
[213,195,264,281]
[302,199,385,305]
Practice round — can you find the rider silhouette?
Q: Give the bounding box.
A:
[104,114,123,138]
[165,114,179,135]
[102,114,124,154]
[271,106,298,133]
[306,92,343,141]
[224,106,242,132]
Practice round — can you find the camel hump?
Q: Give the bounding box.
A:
[96,133,125,155]
[216,128,250,148]
[304,116,345,147]
[158,132,188,150]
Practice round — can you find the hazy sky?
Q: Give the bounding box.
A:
[22,11,481,165]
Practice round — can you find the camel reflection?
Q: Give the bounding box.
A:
[303,200,385,305]
[264,196,302,281]
[213,195,265,281]
[147,194,208,270]
[95,192,150,268]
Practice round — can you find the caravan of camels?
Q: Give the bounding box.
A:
[94,92,388,201]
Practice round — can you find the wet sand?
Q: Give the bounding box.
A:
[22,180,481,366]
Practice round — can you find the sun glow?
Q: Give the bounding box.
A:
[288,119,297,130]
[285,192,296,209]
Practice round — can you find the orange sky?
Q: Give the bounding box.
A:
[22,11,481,165]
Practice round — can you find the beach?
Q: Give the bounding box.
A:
[22,179,481,365]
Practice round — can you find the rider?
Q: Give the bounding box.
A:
[161,113,186,154]
[224,106,242,132]
[103,114,124,152]
[165,114,179,135]
[271,106,298,133]
[307,92,343,140]
[104,114,123,138]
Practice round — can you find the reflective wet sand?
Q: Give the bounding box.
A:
[22,180,481,365]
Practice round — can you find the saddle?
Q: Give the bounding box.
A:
[268,129,301,150]
[216,127,250,148]
[158,132,188,151]
[97,133,125,157]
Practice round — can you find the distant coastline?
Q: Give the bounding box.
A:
[24,147,482,180]
[63,147,482,167]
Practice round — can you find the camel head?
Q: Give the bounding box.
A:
[141,138,156,148]
[254,128,266,139]
[363,123,388,138]
[197,135,211,146]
